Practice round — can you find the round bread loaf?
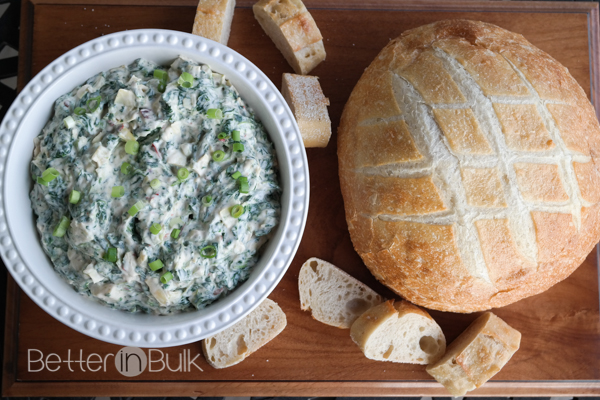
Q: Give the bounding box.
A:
[338,20,600,312]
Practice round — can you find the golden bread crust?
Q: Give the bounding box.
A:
[253,0,325,75]
[426,312,521,396]
[281,73,331,147]
[192,0,235,45]
[350,299,446,365]
[338,19,600,312]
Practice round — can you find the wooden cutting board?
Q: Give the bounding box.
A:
[4,0,600,396]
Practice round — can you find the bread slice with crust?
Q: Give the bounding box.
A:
[350,299,446,364]
[426,312,521,396]
[253,0,325,74]
[192,0,236,45]
[299,257,383,328]
[202,298,286,368]
[281,73,331,148]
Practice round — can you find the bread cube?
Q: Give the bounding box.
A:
[192,0,236,45]
[299,257,382,328]
[253,0,325,74]
[426,312,521,396]
[281,73,331,147]
[202,298,287,368]
[350,300,446,365]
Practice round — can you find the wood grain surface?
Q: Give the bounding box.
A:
[4,0,600,397]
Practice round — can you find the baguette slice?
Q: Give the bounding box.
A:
[426,312,521,396]
[299,257,382,328]
[350,300,446,364]
[192,0,236,45]
[202,298,286,368]
[281,73,331,148]
[253,0,325,74]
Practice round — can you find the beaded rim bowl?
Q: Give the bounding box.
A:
[0,29,309,347]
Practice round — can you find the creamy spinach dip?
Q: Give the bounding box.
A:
[30,56,281,314]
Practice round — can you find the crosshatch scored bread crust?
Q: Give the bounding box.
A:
[338,19,600,313]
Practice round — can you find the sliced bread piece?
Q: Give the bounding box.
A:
[281,73,331,148]
[350,300,446,365]
[426,312,521,397]
[192,0,236,45]
[299,257,382,328]
[202,298,286,368]
[253,0,325,74]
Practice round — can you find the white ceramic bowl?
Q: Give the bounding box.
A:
[0,29,309,347]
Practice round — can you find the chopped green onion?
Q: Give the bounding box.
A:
[177,167,189,181]
[231,171,242,180]
[121,162,132,175]
[57,216,70,229]
[180,72,193,82]
[149,259,163,271]
[212,150,226,162]
[160,271,173,284]
[111,186,125,198]
[232,130,241,141]
[239,178,249,194]
[206,108,222,119]
[177,76,190,86]
[171,229,180,239]
[69,190,81,204]
[128,200,145,217]
[177,72,194,88]
[74,107,86,115]
[157,82,166,93]
[41,167,59,183]
[64,116,76,129]
[37,177,49,186]
[230,204,244,218]
[150,178,161,189]
[202,195,213,206]
[104,247,117,263]
[86,96,102,113]
[125,140,139,155]
[217,132,228,140]
[41,170,59,182]
[52,216,70,237]
[153,69,168,81]
[232,143,245,153]
[200,245,217,258]
[150,223,162,235]
[169,217,183,228]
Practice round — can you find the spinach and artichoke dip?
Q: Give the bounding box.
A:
[30,56,281,315]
